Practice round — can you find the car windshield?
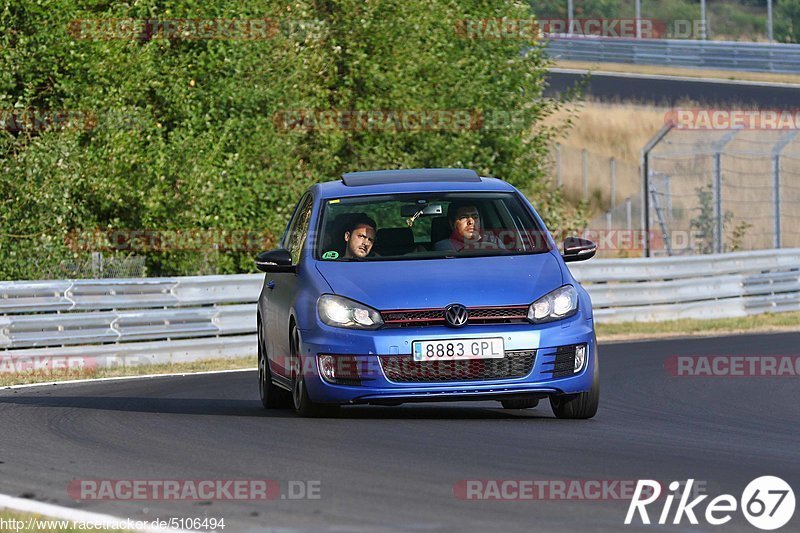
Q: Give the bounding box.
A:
[315,192,550,261]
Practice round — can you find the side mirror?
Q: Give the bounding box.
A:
[255,249,295,273]
[562,237,596,262]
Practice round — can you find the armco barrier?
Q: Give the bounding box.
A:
[0,274,263,371]
[568,248,800,322]
[545,36,800,74]
[1,249,798,371]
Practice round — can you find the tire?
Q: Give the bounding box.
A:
[500,398,540,410]
[550,349,599,420]
[258,317,292,409]
[290,327,339,418]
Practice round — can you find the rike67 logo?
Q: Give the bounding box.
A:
[626,477,795,530]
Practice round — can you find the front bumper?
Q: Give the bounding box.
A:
[297,314,597,405]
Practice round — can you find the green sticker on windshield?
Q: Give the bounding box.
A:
[322,250,339,260]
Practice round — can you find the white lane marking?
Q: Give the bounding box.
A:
[1,368,256,390]
[549,67,800,88]
[0,492,190,533]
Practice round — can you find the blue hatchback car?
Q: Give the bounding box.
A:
[256,169,599,418]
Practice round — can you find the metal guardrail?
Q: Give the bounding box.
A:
[1,249,798,370]
[569,248,800,322]
[545,36,800,74]
[0,274,263,370]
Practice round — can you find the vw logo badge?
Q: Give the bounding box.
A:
[444,304,469,328]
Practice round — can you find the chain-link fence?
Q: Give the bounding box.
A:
[32,253,147,280]
[645,127,800,256]
[553,144,640,210]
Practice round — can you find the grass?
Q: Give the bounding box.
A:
[543,99,667,213]
[596,311,800,342]
[544,97,800,252]
[554,60,800,85]
[0,356,254,387]
[0,510,134,532]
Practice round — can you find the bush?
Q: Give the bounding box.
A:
[1,0,579,280]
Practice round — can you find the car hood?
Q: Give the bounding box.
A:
[314,252,564,310]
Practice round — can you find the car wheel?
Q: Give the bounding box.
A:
[500,398,539,409]
[258,317,292,409]
[550,351,599,420]
[290,326,339,418]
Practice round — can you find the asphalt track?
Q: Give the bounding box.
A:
[1,332,798,532]
[545,70,800,107]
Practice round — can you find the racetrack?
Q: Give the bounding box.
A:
[545,69,800,107]
[1,332,798,532]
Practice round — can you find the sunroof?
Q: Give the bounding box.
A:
[341,168,481,187]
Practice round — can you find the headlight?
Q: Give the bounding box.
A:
[527,285,579,324]
[317,294,383,330]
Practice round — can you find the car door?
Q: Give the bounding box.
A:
[267,193,313,379]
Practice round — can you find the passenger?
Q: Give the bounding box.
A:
[343,216,377,259]
[433,201,495,252]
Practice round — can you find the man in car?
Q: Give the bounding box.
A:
[433,201,496,252]
[343,216,377,259]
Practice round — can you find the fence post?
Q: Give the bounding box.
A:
[582,148,589,200]
[712,151,722,254]
[711,130,740,254]
[610,157,616,211]
[771,131,799,249]
[640,123,674,257]
[625,198,632,230]
[91,252,103,278]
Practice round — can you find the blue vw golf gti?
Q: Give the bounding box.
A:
[256,169,599,418]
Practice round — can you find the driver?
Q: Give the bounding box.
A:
[433,201,496,252]
[343,216,377,259]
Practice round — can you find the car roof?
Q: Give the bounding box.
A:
[311,168,516,199]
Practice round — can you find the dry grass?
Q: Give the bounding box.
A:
[544,100,668,209]
[555,60,800,85]
[548,100,668,164]
[596,311,800,342]
[544,99,800,252]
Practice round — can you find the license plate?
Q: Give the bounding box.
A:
[412,338,505,362]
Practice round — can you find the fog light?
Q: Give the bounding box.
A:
[574,345,587,372]
[317,355,362,383]
[319,355,336,382]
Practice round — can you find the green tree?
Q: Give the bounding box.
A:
[775,0,800,42]
[1,0,578,280]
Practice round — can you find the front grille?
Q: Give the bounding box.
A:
[382,306,529,328]
[379,350,536,383]
[542,344,580,379]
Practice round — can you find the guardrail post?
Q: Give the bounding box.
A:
[640,123,674,257]
[771,131,800,249]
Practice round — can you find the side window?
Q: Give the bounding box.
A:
[284,194,314,264]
